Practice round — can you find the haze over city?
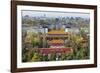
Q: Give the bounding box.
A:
[22,10,90,19]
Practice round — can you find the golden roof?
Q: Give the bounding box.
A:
[48,29,67,35]
[48,39,64,43]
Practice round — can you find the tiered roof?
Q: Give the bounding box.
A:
[48,29,68,35]
[48,39,64,46]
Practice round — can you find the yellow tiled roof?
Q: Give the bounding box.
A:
[48,29,67,35]
[48,39,64,43]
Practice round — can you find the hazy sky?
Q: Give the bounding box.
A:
[22,10,90,18]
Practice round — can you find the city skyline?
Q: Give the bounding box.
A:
[22,10,90,19]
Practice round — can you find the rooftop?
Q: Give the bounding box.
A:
[48,29,67,35]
